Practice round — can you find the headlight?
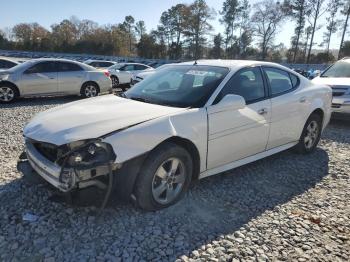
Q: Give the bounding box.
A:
[66,140,116,169]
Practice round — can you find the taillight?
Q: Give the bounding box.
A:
[104,72,110,78]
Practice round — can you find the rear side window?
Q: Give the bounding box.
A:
[135,65,148,70]
[58,62,83,72]
[121,65,135,71]
[24,62,57,74]
[263,67,295,96]
[99,62,114,67]
[290,73,299,88]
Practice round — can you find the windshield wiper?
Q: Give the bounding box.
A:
[129,96,152,103]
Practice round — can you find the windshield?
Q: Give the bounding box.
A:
[124,65,229,108]
[6,60,35,72]
[321,61,350,78]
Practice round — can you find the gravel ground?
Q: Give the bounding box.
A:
[0,97,349,262]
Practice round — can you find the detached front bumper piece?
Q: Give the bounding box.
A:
[25,139,118,192]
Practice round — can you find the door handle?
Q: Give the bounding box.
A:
[257,108,268,115]
[299,97,307,103]
[49,77,55,79]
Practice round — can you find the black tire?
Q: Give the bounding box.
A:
[80,82,99,98]
[0,84,18,103]
[295,113,322,154]
[111,76,119,88]
[134,142,193,211]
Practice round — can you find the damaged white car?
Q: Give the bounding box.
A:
[23,60,332,210]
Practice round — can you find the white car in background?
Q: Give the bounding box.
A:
[312,58,350,115]
[108,63,153,90]
[131,64,171,86]
[84,60,117,69]
[0,58,112,103]
[23,60,331,211]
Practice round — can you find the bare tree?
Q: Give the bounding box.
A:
[251,0,285,60]
[339,0,350,59]
[306,0,326,64]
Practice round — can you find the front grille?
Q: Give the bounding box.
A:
[33,142,59,162]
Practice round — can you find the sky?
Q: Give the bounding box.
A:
[0,0,344,50]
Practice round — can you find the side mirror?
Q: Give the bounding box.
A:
[209,94,246,113]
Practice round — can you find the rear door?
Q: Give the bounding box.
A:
[20,61,58,95]
[57,62,85,94]
[262,67,307,149]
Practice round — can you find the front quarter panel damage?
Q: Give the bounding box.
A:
[103,108,208,173]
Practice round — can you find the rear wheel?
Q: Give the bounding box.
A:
[81,82,99,98]
[135,142,193,211]
[295,114,322,154]
[0,85,18,103]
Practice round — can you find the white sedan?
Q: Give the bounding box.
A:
[23,60,332,210]
[108,63,153,90]
[312,58,350,115]
[0,58,112,102]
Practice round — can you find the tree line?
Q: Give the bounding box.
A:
[0,0,349,63]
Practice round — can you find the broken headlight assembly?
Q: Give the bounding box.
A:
[64,140,116,169]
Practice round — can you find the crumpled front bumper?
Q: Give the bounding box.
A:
[25,139,116,192]
[25,139,70,191]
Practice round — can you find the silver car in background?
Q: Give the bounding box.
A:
[0,58,112,103]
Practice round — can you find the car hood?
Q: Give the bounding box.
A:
[312,76,350,87]
[24,95,186,145]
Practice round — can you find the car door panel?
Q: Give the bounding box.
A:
[57,62,85,94]
[207,100,271,169]
[207,66,271,170]
[263,67,306,149]
[19,61,58,95]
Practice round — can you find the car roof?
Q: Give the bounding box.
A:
[0,57,20,64]
[85,59,116,63]
[178,59,290,70]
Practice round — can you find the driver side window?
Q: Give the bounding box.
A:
[24,62,57,74]
[215,67,266,104]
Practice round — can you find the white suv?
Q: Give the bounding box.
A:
[312,58,350,115]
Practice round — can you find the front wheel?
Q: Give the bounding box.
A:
[81,82,99,98]
[111,76,119,88]
[0,85,18,103]
[134,142,193,211]
[295,114,322,154]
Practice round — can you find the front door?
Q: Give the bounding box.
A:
[207,66,271,169]
[20,61,58,96]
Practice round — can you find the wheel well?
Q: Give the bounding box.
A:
[0,81,20,96]
[160,137,201,181]
[310,108,324,125]
[81,81,100,93]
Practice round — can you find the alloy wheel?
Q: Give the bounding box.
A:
[84,85,98,97]
[0,87,15,102]
[151,157,186,205]
[304,120,319,149]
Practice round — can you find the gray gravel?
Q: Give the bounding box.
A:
[0,97,349,261]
